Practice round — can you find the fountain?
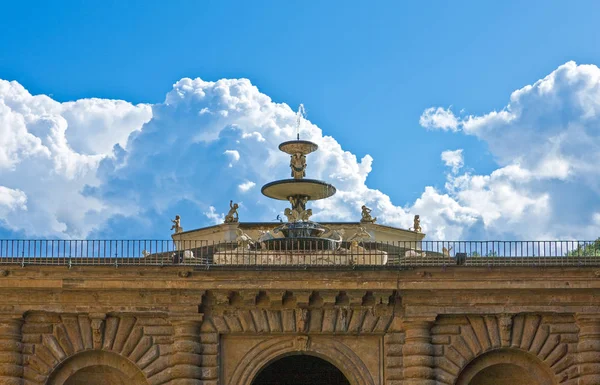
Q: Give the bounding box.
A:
[199,104,393,265]
[260,105,340,250]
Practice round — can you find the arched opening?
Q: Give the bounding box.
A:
[468,363,537,385]
[63,365,131,385]
[46,350,148,385]
[456,348,557,385]
[252,354,351,385]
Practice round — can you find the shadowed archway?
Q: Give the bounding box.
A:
[252,354,350,385]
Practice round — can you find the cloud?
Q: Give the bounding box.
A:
[203,206,223,225]
[0,186,27,214]
[419,107,460,131]
[0,79,151,238]
[3,61,600,241]
[238,181,256,192]
[223,150,240,167]
[441,149,464,174]
[421,61,600,239]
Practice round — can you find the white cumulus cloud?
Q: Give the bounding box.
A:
[419,107,460,131]
[0,79,151,237]
[238,181,256,192]
[223,150,240,167]
[441,149,464,174]
[3,61,600,241]
[421,61,600,239]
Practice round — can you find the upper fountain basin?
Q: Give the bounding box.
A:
[278,140,318,155]
[261,179,336,201]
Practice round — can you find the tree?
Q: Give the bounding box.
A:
[566,238,600,257]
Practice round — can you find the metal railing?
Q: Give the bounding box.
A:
[0,240,599,268]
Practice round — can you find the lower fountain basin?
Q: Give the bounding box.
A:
[267,222,338,250]
[262,237,340,251]
[274,221,327,238]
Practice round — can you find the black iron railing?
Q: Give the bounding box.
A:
[0,239,599,267]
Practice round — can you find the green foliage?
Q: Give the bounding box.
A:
[566,238,600,257]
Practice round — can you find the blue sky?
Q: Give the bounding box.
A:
[1,1,600,240]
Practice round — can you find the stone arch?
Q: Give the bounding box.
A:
[455,348,558,385]
[46,350,148,385]
[22,312,173,385]
[432,314,577,384]
[228,336,375,385]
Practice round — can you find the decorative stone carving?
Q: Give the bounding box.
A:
[293,335,311,351]
[290,153,307,179]
[347,226,373,248]
[89,313,106,350]
[498,313,513,346]
[296,308,309,333]
[284,207,312,222]
[224,200,239,223]
[360,205,377,223]
[284,208,298,222]
[235,229,254,249]
[170,215,183,233]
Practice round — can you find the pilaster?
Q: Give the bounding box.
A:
[575,314,600,385]
[170,315,205,385]
[0,314,23,385]
[402,318,436,385]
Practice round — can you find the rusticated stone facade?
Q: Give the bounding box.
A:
[0,265,599,384]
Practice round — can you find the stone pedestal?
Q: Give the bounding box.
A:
[222,223,239,243]
[576,314,600,385]
[0,315,23,385]
[402,319,435,385]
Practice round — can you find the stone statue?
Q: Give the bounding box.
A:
[360,205,376,223]
[284,207,312,222]
[347,226,373,245]
[299,208,312,222]
[290,153,306,179]
[288,196,308,211]
[170,215,183,233]
[284,208,299,222]
[236,228,254,249]
[323,228,344,242]
[413,215,422,233]
[257,230,274,249]
[224,200,239,223]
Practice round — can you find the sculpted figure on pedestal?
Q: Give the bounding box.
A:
[170,215,183,233]
[360,205,376,223]
[412,215,422,233]
[224,200,239,223]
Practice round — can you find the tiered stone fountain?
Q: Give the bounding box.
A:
[261,138,339,250]
[210,105,388,265]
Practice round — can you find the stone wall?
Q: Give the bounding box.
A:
[0,265,598,384]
